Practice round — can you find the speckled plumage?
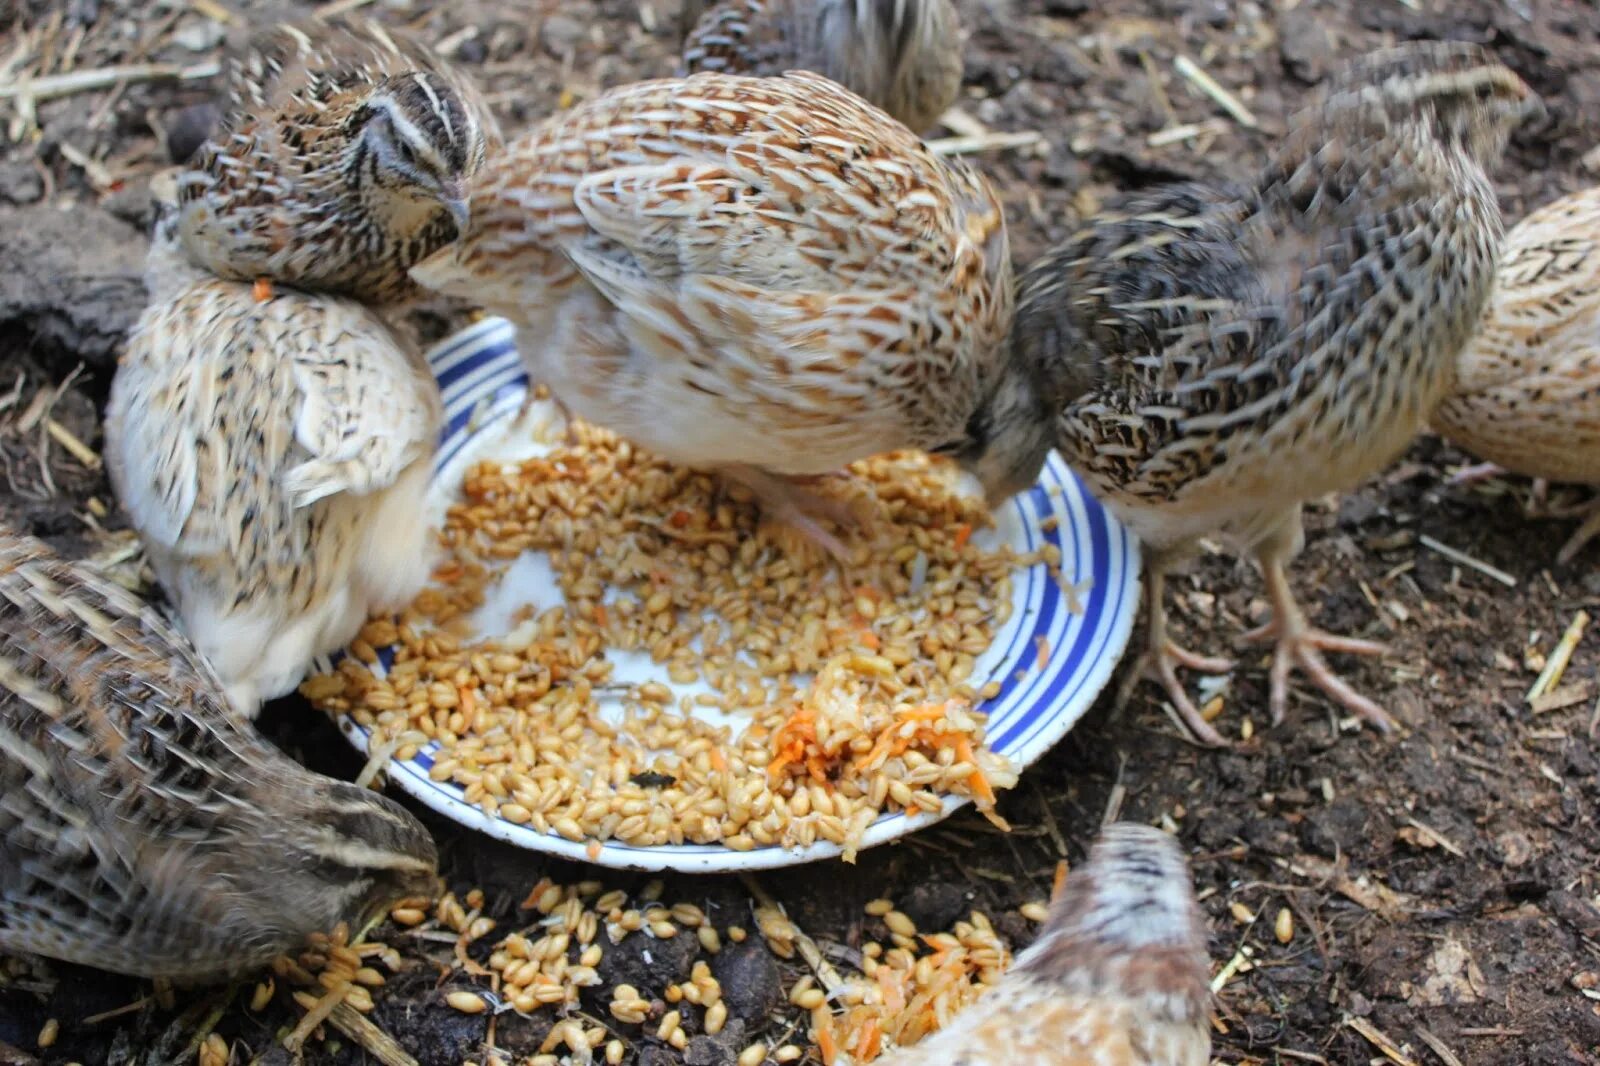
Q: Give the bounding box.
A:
[105,224,442,715]
[871,824,1210,1066]
[0,528,437,982]
[679,0,963,133]
[176,16,500,306]
[411,71,1041,551]
[1433,186,1600,562]
[1015,43,1537,742]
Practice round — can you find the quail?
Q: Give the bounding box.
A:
[871,823,1210,1066]
[1433,185,1600,564]
[0,527,438,983]
[175,15,501,306]
[1012,43,1538,744]
[679,0,964,134]
[105,216,443,715]
[409,70,1046,559]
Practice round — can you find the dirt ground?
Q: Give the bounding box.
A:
[2,0,1599,1063]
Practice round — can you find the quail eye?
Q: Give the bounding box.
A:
[929,438,968,457]
[396,141,417,167]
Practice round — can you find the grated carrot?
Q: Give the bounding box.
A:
[856,626,881,651]
[1035,635,1050,671]
[953,522,972,550]
[1051,860,1069,901]
[593,603,608,627]
[459,685,477,720]
[668,509,692,528]
[709,747,728,774]
[586,840,603,861]
[252,277,273,302]
[951,735,995,806]
[855,1017,882,1060]
[817,1018,838,1065]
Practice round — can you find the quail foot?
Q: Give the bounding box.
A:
[175,14,500,307]
[679,0,964,134]
[1013,43,1538,743]
[0,527,438,983]
[1434,185,1600,564]
[106,217,442,715]
[410,71,1049,560]
[868,823,1211,1066]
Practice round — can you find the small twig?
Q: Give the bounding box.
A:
[188,0,238,23]
[1404,817,1465,859]
[1148,119,1227,147]
[926,130,1045,156]
[1100,751,1127,826]
[0,61,220,102]
[740,876,844,996]
[81,996,154,1025]
[1173,55,1259,128]
[1526,609,1587,703]
[1415,1028,1466,1066]
[935,107,991,138]
[325,1003,419,1066]
[1345,1016,1421,1066]
[315,0,380,18]
[45,419,100,470]
[1418,534,1517,588]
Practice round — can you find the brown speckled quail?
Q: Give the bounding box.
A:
[1012,42,1538,744]
[106,213,443,716]
[1434,186,1600,564]
[410,71,1044,560]
[869,824,1211,1066]
[0,527,438,983]
[175,15,501,306]
[679,0,963,133]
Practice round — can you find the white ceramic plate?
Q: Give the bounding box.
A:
[337,316,1142,872]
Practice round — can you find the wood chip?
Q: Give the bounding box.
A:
[1530,679,1594,715]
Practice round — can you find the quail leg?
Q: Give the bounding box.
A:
[1239,512,1394,731]
[1447,460,1507,486]
[1555,497,1600,564]
[1116,550,1234,747]
[717,464,860,562]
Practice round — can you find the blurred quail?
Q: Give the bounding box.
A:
[0,527,438,982]
[1434,185,1600,564]
[1013,42,1538,743]
[680,0,963,133]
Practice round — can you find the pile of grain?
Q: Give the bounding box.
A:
[304,420,1064,858]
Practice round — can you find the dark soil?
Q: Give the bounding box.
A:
[1,0,1599,1064]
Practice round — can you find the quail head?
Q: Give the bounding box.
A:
[1013,42,1537,744]
[105,216,443,715]
[870,823,1211,1066]
[175,15,501,306]
[679,0,964,134]
[410,70,1036,559]
[1433,185,1600,564]
[0,527,438,983]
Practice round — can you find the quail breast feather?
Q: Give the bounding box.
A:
[0,528,437,983]
[410,70,1014,498]
[106,227,442,716]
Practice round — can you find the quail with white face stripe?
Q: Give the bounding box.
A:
[176,15,500,306]
[0,528,438,983]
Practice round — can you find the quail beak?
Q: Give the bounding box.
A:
[441,182,470,234]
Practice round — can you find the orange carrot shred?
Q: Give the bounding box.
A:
[1035,634,1050,671]
[856,1018,882,1060]
[953,522,973,549]
[593,603,609,627]
[817,1024,838,1066]
[1052,859,1070,900]
[586,840,603,861]
[709,747,728,774]
[252,277,273,302]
